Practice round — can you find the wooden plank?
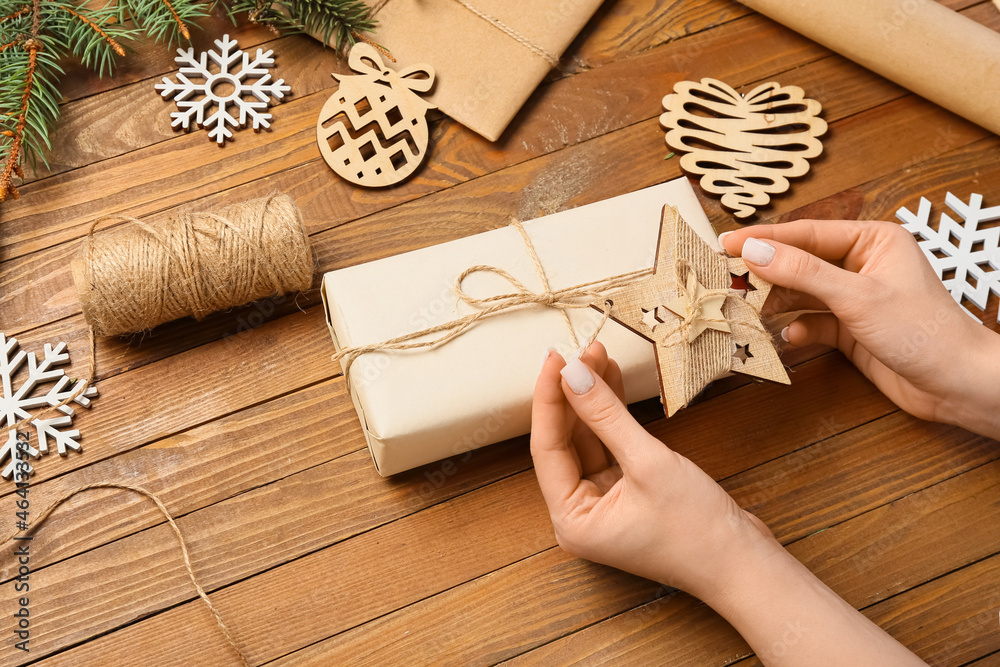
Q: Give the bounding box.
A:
[279,456,1000,665]
[35,0,760,183]
[501,454,1000,666]
[17,366,971,664]
[0,379,359,578]
[2,11,826,261]
[14,468,556,665]
[0,308,335,495]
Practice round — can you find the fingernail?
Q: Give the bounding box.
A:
[718,231,733,246]
[780,326,790,343]
[540,346,558,369]
[560,358,595,395]
[574,345,586,360]
[742,238,775,266]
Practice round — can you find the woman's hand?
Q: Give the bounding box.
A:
[720,220,1000,438]
[530,342,775,603]
[530,342,926,665]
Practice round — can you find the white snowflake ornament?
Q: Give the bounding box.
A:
[1,334,98,480]
[897,193,1000,324]
[156,34,291,145]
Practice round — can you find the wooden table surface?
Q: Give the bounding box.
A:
[3,0,1000,664]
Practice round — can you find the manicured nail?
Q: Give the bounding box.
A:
[574,345,586,360]
[742,238,775,266]
[780,326,790,343]
[540,346,558,369]
[718,231,733,247]
[561,358,595,395]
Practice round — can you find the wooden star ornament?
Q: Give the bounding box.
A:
[593,206,790,416]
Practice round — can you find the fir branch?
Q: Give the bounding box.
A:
[60,5,126,57]
[229,0,376,53]
[158,0,189,39]
[124,0,210,47]
[0,5,30,23]
[0,0,41,200]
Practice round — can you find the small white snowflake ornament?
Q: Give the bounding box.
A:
[897,192,1000,324]
[1,334,98,480]
[156,34,291,145]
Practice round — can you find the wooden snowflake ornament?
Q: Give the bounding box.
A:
[594,206,789,416]
[660,78,828,219]
[1,333,98,480]
[317,43,436,187]
[897,192,1000,323]
[156,35,291,145]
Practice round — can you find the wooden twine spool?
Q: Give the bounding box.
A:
[71,194,314,337]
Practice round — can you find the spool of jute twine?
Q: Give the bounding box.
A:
[7,194,317,665]
[71,193,314,337]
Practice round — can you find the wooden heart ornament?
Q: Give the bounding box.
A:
[595,205,790,416]
[317,43,436,187]
[660,78,827,219]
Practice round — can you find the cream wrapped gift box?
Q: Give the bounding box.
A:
[322,178,722,476]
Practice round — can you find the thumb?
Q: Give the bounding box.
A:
[559,356,661,473]
[737,236,866,312]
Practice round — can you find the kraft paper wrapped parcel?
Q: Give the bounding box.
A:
[322,178,722,475]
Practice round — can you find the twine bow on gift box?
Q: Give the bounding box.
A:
[332,206,790,416]
[332,221,649,380]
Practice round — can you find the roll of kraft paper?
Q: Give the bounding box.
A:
[739,0,1000,136]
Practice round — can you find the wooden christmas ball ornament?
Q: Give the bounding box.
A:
[317,43,436,187]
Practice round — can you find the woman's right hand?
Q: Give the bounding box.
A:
[720,219,1000,438]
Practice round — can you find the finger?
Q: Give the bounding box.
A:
[762,286,829,316]
[579,340,609,374]
[573,343,612,476]
[719,219,874,263]
[732,237,869,313]
[584,467,622,495]
[604,359,625,403]
[530,350,581,509]
[781,313,842,348]
[559,356,660,473]
[601,359,626,469]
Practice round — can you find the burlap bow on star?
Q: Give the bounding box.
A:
[596,206,789,416]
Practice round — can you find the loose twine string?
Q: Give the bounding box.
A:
[2,194,315,666]
[1,484,251,666]
[371,0,560,66]
[333,220,772,385]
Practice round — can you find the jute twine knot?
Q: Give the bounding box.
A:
[71,193,314,338]
[332,220,648,381]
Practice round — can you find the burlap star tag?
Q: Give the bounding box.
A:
[594,205,790,416]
